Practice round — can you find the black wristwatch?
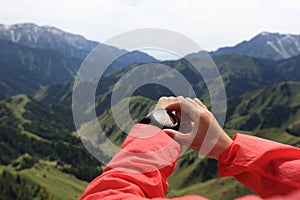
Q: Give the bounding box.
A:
[139,109,180,131]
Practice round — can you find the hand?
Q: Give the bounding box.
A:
[163,96,232,160]
[155,96,178,109]
[155,96,193,133]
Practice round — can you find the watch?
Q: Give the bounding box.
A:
[139,109,180,131]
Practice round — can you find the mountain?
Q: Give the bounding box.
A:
[0,60,43,99]
[212,54,281,96]
[0,169,53,200]
[4,90,300,200]
[0,94,103,176]
[34,83,73,104]
[0,23,158,68]
[0,39,81,99]
[3,92,300,200]
[0,23,158,99]
[274,55,300,81]
[98,96,154,146]
[0,23,97,60]
[0,94,111,198]
[2,24,300,199]
[34,53,289,109]
[0,39,157,100]
[212,32,300,60]
[0,39,81,82]
[226,82,300,139]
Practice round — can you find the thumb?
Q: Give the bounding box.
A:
[163,129,179,138]
[164,129,191,146]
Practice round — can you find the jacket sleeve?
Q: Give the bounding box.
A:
[79,124,207,200]
[218,134,300,198]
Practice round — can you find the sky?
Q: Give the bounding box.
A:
[1,0,300,59]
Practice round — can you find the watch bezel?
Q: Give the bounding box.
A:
[140,109,180,131]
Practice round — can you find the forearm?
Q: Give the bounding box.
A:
[79,124,182,200]
[218,134,300,198]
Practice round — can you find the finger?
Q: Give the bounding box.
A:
[163,129,177,138]
[164,96,183,111]
[178,96,197,111]
[166,97,199,121]
[185,97,199,107]
[164,101,181,111]
[193,98,207,109]
[156,96,178,109]
[176,110,182,121]
[164,129,192,146]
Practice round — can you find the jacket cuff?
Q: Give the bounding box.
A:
[217,133,280,177]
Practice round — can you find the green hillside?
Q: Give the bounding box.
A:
[0,95,101,199]
[275,55,300,81]
[98,96,154,146]
[1,54,300,199]
[1,23,300,200]
[34,53,300,112]
[0,159,88,200]
[34,83,73,105]
[0,40,81,96]
[226,82,300,138]
[2,87,300,199]
[0,61,44,100]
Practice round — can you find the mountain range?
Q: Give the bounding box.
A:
[0,23,158,99]
[0,23,158,63]
[0,23,300,199]
[211,32,300,60]
[0,23,97,59]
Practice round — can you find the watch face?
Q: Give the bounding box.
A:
[152,109,175,126]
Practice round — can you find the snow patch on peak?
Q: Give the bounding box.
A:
[44,26,63,35]
[277,39,289,58]
[266,40,289,58]
[261,31,271,36]
[284,34,292,39]
[3,24,11,30]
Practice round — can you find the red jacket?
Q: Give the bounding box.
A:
[79,124,300,200]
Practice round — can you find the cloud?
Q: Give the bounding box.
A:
[0,0,299,51]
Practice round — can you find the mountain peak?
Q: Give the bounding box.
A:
[212,31,300,60]
[0,23,99,59]
[260,31,272,36]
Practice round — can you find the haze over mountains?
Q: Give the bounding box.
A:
[0,23,300,199]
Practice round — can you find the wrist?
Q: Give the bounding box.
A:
[207,131,233,160]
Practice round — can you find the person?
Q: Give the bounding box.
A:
[79,96,300,200]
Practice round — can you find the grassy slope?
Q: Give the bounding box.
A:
[98,96,155,146]
[2,91,300,199]
[0,95,95,199]
[0,160,88,200]
[226,82,300,133]
[20,161,88,200]
[171,176,256,199]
